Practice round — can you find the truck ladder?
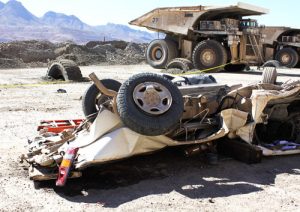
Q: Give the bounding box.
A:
[248,34,264,63]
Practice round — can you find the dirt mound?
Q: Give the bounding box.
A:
[0,40,147,69]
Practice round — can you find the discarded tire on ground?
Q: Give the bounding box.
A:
[165,58,194,72]
[146,39,178,69]
[162,68,185,75]
[47,59,83,81]
[192,40,227,72]
[275,48,299,68]
[260,60,280,69]
[82,79,121,121]
[261,67,277,84]
[117,73,184,136]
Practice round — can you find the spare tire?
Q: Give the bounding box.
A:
[47,59,83,81]
[192,40,227,72]
[261,67,277,84]
[82,79,121,121]
[146,39,178,69]
[117,73,184,136]
[275,48,299,68]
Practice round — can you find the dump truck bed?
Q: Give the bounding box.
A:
[129,2,269,35]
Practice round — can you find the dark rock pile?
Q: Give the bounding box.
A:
[0,40,147,69]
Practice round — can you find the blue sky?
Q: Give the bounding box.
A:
[2,0,299,28]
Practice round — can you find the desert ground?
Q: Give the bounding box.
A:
[0,65,300,211]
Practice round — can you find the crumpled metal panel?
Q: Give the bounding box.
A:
[73,108,250,169]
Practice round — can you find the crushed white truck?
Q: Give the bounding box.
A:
[20,71,300,183]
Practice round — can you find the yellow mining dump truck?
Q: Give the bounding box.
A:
[130,2,300,71]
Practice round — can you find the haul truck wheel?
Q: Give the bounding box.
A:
[82,79,121,122]
[117,73,184,136]
[47,59,83,81]
[146,39,178,69]
[275,48,299,68]
[192,40,227,72]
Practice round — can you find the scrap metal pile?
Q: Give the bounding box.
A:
[20,71,300,185]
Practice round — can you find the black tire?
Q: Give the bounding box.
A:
[82,79,121,121]
[165,58,194,72]
[146,39,178,69]
[192,40,228,72]
[275,48,299,68]
[261,67,277,84]
[47,59,83,81]
[117,73,184,136]
[260,60,280,69]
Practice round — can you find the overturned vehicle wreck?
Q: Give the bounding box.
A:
[21,72,300,185]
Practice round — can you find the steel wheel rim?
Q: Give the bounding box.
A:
[133,82,172,115]
[200,49,216,66]
[281,53,291,64]
[151,46,163,61]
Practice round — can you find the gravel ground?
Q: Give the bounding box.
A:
[0,65,300,211]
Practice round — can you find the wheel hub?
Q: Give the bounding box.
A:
[133,82,172,115]
[143,86,161,106]
[201,49,216,66]
[152,46,163,61]
[281,53,291,64]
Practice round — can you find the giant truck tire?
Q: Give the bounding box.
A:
[146,39,178,69]
[117,73,184,136]
[82,79,121,122]
[261,67,277,84]
[192,40,228,72]
[275,48,299,68]
[47,59,83,81]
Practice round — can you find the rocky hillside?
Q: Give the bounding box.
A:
[0,0,155,43]
[0,40,147,69]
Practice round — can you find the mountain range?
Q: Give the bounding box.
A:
[0,0,155,43]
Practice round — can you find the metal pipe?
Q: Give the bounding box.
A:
[89,72,117,97]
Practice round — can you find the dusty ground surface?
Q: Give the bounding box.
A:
[0,65,300,211]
